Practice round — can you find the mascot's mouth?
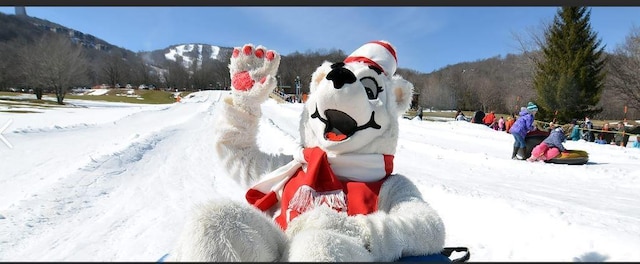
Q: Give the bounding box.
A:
[311,107,381,142]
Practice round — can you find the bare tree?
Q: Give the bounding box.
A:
[16,36,50,99]
[24,33,89,104]
[474,74,501,112]
[423,72,457,110]
[510,20,549,102]
[606,25,640,112]
[210,60,231,89]
[511,20,550,67]
[191,58,229,90]
[0,39,24,91]
[162,60,189,90]
[100,51,130,87]
[129,57,156,87]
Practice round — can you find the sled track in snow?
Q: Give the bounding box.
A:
[82,129,175,173]
[12,123,97,134]
[0,127,178,259]
[11,105,173,134]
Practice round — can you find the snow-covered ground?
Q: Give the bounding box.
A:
[0,90,639,261]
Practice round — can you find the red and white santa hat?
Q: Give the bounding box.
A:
[344,40,398,76]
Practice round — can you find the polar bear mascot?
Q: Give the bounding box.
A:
[171,40,445,262]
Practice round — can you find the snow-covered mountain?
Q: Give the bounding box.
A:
[1,12,232,73]
[164,44,220,68]
[139,43,234,70]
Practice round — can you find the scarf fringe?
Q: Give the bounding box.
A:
[246,147,393,214]
[289,185,347,213]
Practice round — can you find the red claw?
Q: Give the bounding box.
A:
[243,45,252,55]
[266,51,275,61]
[255,49,265,59]
[232,48,239,58]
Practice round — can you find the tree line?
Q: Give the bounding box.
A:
[0,8,639,122]
[416,7,640,122]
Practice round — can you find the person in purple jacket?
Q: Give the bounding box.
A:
[508,102,538,160]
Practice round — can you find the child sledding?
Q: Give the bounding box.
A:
[527,125,566,162]
[524,125,589,165]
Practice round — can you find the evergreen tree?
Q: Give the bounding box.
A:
[533,6,606,123]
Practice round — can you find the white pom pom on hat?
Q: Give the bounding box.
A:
[344,40,398,76]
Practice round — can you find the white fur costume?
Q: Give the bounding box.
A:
[171,41,445,262]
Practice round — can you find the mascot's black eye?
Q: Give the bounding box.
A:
[360,77,382,100]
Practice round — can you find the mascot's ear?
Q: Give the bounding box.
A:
[309,61,333,94]
[390,75,414,114]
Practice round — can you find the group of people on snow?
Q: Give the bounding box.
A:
[495,101,638,162]
[570,118,635,147]
[481,111,507,132]
[462,109,514,133]
[455,103,638,158]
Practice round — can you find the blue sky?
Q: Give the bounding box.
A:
[1,6,639,74]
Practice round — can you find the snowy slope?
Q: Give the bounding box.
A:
[0,90,639,261]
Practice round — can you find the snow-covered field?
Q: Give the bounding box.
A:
[0,90,639,261]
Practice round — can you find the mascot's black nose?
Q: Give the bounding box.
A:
[326,62,356,89]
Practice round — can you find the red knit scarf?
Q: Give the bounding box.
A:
[246,147,393,230]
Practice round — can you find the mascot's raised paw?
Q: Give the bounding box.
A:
[230,44,279,91]
[229,44,281,110]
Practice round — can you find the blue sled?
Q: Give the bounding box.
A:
[398,247,470,262]
[397,253,453,262]
[157,253,170,262]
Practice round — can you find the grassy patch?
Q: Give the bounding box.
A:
[1,90,185,108]
[140,90,181,104]
[0,109,42,113]
[67,90,183,104]
[0,98,60,106]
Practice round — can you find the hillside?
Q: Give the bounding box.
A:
[0,12,232,79]
[0,12,135,59]
[0,11,636,120]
